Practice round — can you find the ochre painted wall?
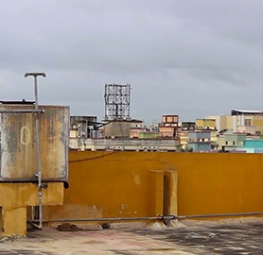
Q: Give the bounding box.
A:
[252,116,263,132]
[196,119,216,129]
[0,183,64,236]
[0,183,64,208]
[46,151,263,221]
[45,152,163,219]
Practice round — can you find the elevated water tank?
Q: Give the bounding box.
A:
[0,104,69,182]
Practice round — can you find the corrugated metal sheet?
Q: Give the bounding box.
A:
[0,105,69,182]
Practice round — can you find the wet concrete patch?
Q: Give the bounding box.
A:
[131,222,263,254]
[111,252,136,255]
[2,222,263,254]
[0,250,57,255]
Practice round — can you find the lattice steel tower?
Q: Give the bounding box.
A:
[104,84,131,120]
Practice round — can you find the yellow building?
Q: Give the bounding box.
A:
[195,119,216,130]
[250,116,263,134]
[178,122,195,150]
[178,131,189,150]
[195,119,218,149]
[208,110,263,135]
[207,115,234,131]
[216,135,225,150]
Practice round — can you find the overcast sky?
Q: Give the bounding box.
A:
[0,0,263,123]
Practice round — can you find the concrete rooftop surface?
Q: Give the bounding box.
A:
[1,219,263,255]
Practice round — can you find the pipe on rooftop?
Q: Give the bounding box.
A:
[175,212,263,219]
[28,215,176,223]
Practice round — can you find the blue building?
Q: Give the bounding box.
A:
[243,140,263,153]
[188,131,211,152]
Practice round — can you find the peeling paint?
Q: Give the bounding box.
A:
[0,105,69,182]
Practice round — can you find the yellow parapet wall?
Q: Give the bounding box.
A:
[0,183,63,208]
[0,183,64,236]
[46,152,174,220]
[45,151,263,223]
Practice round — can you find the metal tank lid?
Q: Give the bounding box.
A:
[0,99,35,105]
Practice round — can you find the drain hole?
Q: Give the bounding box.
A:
[101,223,110,229]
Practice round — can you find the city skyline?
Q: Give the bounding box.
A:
[0,1,263,123]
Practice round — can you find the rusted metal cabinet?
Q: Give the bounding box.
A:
[0,105,69,182]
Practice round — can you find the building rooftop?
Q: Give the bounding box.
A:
[104,118,143,124]
[189,130,211,133]
[231,109,263,115]
[2,219,263,254]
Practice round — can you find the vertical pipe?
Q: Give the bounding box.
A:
[34,76,43,230]
[128,84,131,118]
[31,206,34,220]
[104,84,106,119]
[25,72,46,230]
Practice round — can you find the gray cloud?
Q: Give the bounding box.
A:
[0,0,263,123]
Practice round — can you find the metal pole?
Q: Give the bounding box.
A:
[25,72,46,230]
[34,76,38,111]
[34,75,42,230]
[175,212,263,219]
[28,215,176,223]
[27,212,263,225]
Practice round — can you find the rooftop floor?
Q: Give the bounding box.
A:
[1,219,263,254]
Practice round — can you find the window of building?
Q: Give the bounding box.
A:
[226,141,228,145]
[245,119,251,126]
[233,141,236,145]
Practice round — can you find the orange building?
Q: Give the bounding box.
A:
[159,115,179,138]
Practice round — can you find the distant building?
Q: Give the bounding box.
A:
[70,116,102,139]
[104,120,131,138]
[195,119,217,149]
[129,120,144,138]
[159,115,179,138]
[208,110,263,135]
[207,115,234,132]
[196,119,216,130]
[188,130,211,152]
[102,119,145,138]
[70,138,178,152]
[178,122,195,149]
[181,122,195,131]
[243,140,263,153]
[224,133,247,151]
[138,132,159,139]
[231,110,263,116]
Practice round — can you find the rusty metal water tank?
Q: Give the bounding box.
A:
[0,104,69,182]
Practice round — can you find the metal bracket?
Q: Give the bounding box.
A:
[0,109,45,113]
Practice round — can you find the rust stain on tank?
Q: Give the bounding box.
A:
[0,105,69,182]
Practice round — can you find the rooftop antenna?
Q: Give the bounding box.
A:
[104,83,131,121]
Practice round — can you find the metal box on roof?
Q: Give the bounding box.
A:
[0,104,69,182]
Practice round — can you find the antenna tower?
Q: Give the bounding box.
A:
[104,83,131,120]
